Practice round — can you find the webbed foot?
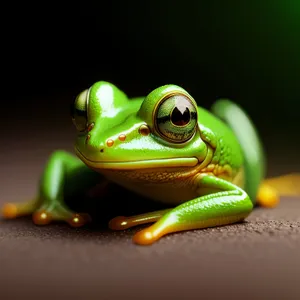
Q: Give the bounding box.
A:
[2,200,91,228]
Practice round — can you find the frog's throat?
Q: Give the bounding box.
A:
[75,148,200,170]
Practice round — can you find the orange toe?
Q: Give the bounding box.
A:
[257,184,280,208]
[67,213,90,228]
[32,211,52,225]
[2,203,18,219]
[108,216,129,230]
[132,228,161,246]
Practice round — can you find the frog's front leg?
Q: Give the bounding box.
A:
[131,175,254,245]
[2,150,101,227]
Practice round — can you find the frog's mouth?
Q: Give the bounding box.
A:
[75,147,199,170]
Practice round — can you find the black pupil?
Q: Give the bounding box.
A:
[171,106,190,126]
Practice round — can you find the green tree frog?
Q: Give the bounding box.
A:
[2,81,299,245]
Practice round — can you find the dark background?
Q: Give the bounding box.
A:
[1,1,300,299]
[4,1,300,139]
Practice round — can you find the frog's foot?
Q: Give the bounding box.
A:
[2,200,91,228]
[108,209,171,230]
[2,199,39,219]
[32,205,91,228]
[256,182,280,208]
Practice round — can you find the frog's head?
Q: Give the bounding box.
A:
[71,81,208,172]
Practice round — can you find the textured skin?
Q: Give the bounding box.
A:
[211,99,265,201]
[1,81,265,244]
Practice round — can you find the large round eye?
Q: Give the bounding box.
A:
[71,89,89,132]
[155,94,198,143]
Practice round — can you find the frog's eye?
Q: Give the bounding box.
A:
[154,94,198,143]
[71,89,89,132]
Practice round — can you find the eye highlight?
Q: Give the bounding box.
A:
[71,89,89,132]
[171,106,191,126]
[155,94,198,143]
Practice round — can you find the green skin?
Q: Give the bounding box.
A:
[4,81,266,244]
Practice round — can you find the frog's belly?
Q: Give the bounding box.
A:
[102,166,245,206]
[103,171,198,205]
[119,181,199,205]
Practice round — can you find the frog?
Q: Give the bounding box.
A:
[2,81,299,245]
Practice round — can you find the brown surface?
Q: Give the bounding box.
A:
[0,125,300,300]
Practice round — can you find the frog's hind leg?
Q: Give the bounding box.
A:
[109,209,172,230]
[1,150,98,228]
[256,173,300,208]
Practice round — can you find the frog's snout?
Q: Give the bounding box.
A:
[86,123,151,152]
[78,131,126,156]
[76,122,154,164]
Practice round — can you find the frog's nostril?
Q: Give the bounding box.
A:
[100,148,104,153]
